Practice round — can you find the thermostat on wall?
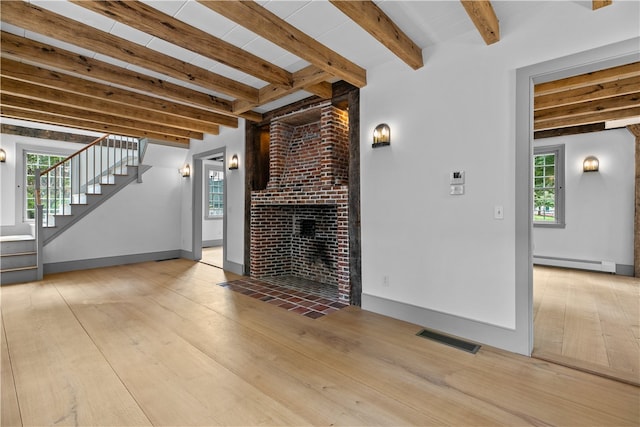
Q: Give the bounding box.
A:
[450,171,465,185]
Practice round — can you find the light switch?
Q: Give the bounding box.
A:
[494,205,504,219]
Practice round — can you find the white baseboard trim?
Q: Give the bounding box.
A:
[533,255,633,276]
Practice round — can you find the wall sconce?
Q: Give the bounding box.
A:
[583,155,599,172]
[0,148,6,162]
[228,154,239,170]
[179,163,191,177]
[372,123,391,148]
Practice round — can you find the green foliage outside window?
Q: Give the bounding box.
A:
[25,152,69,222]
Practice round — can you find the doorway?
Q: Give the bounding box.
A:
[191,148,228,270]
[515,38,639,382]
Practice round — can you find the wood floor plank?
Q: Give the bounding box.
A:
[3,260,639,426]
[1,316,22,427]
[534,266,640,384]
[145,262,638,426]
[54,284,311,425]
[0,283,151,426]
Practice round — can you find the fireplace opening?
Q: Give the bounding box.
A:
[298,219,316,238]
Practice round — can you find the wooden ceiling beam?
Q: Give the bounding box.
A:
[534,93,640,123]
[329,1,423,70]
[534,106,640,131]
[1,107,190,145]
[1,94,200,141]
[234,66,333,115]
[535,76,640,111]
[72,0,292,88]
[0,32,260,123]
[0,1,259,103]
[0,58,238,129]
[460,1,500,45]
[593,1,613,10]
[0,77,219,136]
[535,62,640,96]
[197,0,367,88]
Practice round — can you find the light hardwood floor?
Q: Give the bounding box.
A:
[533,266,640,385]
[2,259,639,426]
[200,246,223,268]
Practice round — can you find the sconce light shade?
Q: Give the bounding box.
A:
[0,148,5,162]
[372,123,390,147]
[179,163,191,177]
[583,155,599,172]
[229,154,239,170]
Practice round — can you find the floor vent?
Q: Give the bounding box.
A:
[416,329,481,354]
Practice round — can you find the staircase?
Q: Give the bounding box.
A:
[0,225,38,285]
[0,134,149,285]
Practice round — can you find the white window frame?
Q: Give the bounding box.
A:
[533,144,565,228]
[204,163,224,220]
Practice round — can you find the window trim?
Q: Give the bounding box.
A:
[204,163,224,220]
[533,144,565,228]
[19,144,74,224]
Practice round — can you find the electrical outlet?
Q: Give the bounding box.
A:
[382,275,390,287]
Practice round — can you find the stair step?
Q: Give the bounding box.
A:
[1,265,39,285]
[1,265,37,273]
[1,251,37,257]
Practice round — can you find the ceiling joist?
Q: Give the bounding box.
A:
[197,0,367,88]
[1,76,220,136]
[534,62,640,132]
[0,58,238,129]
[71,0,293,88]
[1,93,200,141]
[0,1,259,104]
[460,0,500,45]
[0,32,260,123]
[329,1,423,70]
[0,106,190,145]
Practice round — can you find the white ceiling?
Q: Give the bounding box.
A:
[3,0,543,114]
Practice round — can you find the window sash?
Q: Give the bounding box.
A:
[533,145,565,228]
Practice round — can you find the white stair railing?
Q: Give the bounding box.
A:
[35,134,145,227]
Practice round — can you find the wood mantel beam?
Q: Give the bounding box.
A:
[72,0,292,88]
[330,1,423,70]
[197,0,367,88]
[460,0,500,45]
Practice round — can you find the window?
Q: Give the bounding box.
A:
[206,166,224,219]
[25,152,70,222]
[533,144,565,227]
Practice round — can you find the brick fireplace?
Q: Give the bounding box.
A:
[250,102,350,302]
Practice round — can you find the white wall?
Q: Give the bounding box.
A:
[183,121,245,268]
[44,143,185,263]
[533,129,635,269]
[360,1,638,352]
[0,130,186,262]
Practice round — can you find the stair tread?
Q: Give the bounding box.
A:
[1,265,37,273]
[0,234,35,242]
[1,251,37,257]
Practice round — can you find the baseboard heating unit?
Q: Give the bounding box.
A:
[533,256,616,273]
